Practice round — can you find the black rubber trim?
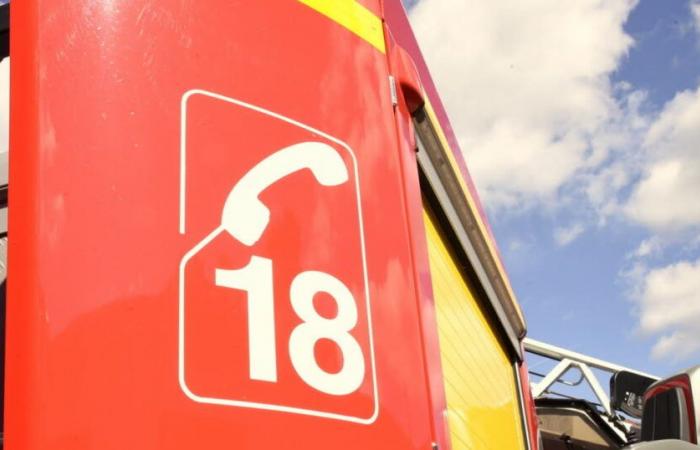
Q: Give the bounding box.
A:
[0,3,8,60]
[0,185,7,209]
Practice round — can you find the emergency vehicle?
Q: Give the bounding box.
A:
[1,1,538,449]
[4,2,700,450]
[525,339,700,450]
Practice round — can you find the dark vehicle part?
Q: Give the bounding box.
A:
[641,371,699,445]
[611,371,656,419]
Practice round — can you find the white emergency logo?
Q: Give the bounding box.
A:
[177,89,378,424]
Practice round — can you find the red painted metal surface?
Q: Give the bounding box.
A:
[518,356,541,450]
[390,44,424,115]
[385,29,451,450]
[7,1,448,448]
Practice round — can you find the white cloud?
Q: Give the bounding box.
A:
[692,1,700,37]
[408,0,700,362]
[631,237,661,258]
[635,258,700,360]
[554,223,585,246]
[409,0,638,208]
[622,88,700,362]
[624,85,700,232]
[508,238,531,253]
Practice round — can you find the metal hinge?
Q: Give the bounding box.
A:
[389,75,398,107]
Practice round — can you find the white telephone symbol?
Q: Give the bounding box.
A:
[181,141,367,396]
[221,141,348,245]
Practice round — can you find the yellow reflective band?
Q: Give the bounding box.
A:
[424,207,527,450]
[299,0,386,53]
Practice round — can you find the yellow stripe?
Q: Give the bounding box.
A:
[422,100,525,328]
[299,0,386,53]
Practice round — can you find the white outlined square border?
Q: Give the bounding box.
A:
[177,89,379,424]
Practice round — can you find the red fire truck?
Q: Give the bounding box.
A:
[1,1,538,449]
[524,339,700,450]
[4,1,700,450]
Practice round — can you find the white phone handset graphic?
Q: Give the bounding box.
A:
[220,141,349,246]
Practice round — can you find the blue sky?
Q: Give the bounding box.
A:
[406,0,700,378]
[616,0,700,107]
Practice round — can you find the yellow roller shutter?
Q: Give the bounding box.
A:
[423,207,526,450]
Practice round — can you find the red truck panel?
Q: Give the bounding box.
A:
[7,1,445,448]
